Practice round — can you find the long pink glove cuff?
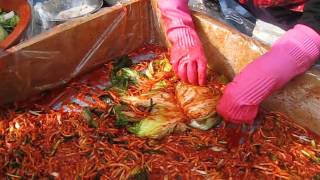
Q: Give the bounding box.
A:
[157,0,201,47]
[217,24,320,124]
[157,0,208,85]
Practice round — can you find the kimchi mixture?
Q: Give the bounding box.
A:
[0,45,320,179]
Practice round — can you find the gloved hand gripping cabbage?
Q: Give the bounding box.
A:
[157,0,320,125]
[107,56,226,139]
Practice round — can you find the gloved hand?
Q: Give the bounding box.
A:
[158,0,207,85]
[217,24,320,124]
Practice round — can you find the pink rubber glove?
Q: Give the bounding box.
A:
[158,0,207,85]
[217,24,320,124]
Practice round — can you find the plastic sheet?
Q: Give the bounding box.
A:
[188,0,222,20]
[217,0,255,36]
[189,0,256,36]
[0,0,156,104]
[104,0,132,6]
[188,0,287,46]
[23,0,105,40]
[0,0,320,134]
[252,19,286,46]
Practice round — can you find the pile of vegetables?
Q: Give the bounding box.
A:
[106,53,224,139]
[0,10,20,42]
[1,45,320,179]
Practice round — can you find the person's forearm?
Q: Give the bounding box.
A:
[217,24,320,124]
[157,0,208,85]
[157,0,198,47]
[299,0,320,33]
[157,0,191,25]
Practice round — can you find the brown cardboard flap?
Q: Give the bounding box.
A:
[0,0,153,104]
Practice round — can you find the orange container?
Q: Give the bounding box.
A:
[0,0,31,49]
